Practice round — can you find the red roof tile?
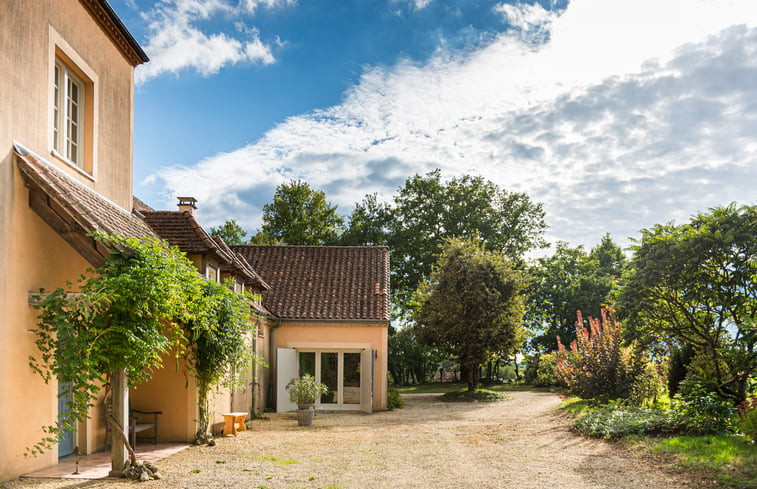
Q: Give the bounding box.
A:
[141,210,232,264]
[15,144,158,242]
[211,236,271,290]
[232,245,390,321]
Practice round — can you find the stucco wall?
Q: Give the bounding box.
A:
[0,173,93,479]
[0,0,138,481]
[273,322,389,411]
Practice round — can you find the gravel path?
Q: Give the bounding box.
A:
[3,390,707,489]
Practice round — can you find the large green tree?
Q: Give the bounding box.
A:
[344,170,547,317]
[254,180,344,245]
[526,235,626,353]
[414,238,526,391]
[210,219,248,245]
[617,204,757,403]
[339,193,392,246]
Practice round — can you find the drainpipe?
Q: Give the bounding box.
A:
[268,317,282,411]
[250,313,264,419]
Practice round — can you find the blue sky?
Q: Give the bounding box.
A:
[112,0,757,253]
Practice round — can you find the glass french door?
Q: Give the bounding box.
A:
[297,351,361,408]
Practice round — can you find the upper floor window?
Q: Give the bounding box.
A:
[49,28,98,178]
[53,59,85,166]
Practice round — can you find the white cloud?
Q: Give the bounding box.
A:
[135,0,284,84]
[154,0,757,250]
[391,0,433,12]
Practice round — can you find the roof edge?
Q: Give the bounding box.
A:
[79,0,149,66]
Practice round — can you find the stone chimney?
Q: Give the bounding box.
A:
[177,196,197,216]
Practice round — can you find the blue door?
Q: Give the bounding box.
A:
[58,381,75,458]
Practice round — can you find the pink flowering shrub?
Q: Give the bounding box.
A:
[555,309,662,404]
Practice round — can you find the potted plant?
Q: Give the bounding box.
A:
[287,374,328,426]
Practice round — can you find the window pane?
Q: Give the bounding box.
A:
[298,352,315,378]
[53,65,60,151]
[320,353,338,404]
[343,353,361,404]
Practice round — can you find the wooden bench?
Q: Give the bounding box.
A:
[105,401,162,448]
[222,412,247,436]
[130,408,162,447]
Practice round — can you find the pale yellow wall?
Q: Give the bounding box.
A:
[0,0,138,481]
[273,322,389,411]
[0,0,136,210]
[130,355,199,443]
[0,174,93,479]
[255,318,272,414]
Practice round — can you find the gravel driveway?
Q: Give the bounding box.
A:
[4,390,707,489]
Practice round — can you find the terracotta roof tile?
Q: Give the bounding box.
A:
[14,143,158,241]
[212,236,271,290]
[232,245,390,321]
[132,196,154,213]
[141,210,231,264]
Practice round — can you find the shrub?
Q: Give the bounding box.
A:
[668,344,694,397]
[387,387,404,410]
[630,358,667,406]
[287,374,328,406]
[737,395,757,442]
[672,384,738,435]
[523,354,538,384]
[534,352,561,387]
[574,405,679,440]
[555,309,658,404]
[523,353,562,387]
[443,389,507,402]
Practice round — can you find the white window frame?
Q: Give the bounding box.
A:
[49,26,98,180]
[53,60,85,167]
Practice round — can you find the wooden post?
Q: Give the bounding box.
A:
[109,368,128,477]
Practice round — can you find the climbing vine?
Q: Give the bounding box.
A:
[28,232,205,455]
[186,279,261,443]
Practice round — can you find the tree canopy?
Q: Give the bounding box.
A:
[344,170,547,317]
[210,219,248,245]
[254,179,344,245]
[526,235,626,353]
[414,238,526,391]
[617,204,757,403]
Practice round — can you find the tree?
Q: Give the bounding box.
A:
[388,327,445,385]
[617,204,757,403]
[525,236,626,353]
[414,238,526,391]
[257,180,344,245]
[344,170,547,317]
[339,193,392,246]
[209,219,248,245]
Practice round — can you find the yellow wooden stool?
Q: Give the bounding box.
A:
[222,412,247,436]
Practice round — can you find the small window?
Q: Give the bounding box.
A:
[53,58,86,167]
[206,264,218,282]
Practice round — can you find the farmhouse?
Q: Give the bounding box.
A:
[0,0,389,481]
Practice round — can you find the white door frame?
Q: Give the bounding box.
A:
[296,349,367,411]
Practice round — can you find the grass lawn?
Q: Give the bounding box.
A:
[635,435,757,489]
[559,397,757,488]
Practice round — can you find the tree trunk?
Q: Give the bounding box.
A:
[466,363,480,392]
[514,356,520,380]
[195,381,211,442]
[109,369,131,477]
